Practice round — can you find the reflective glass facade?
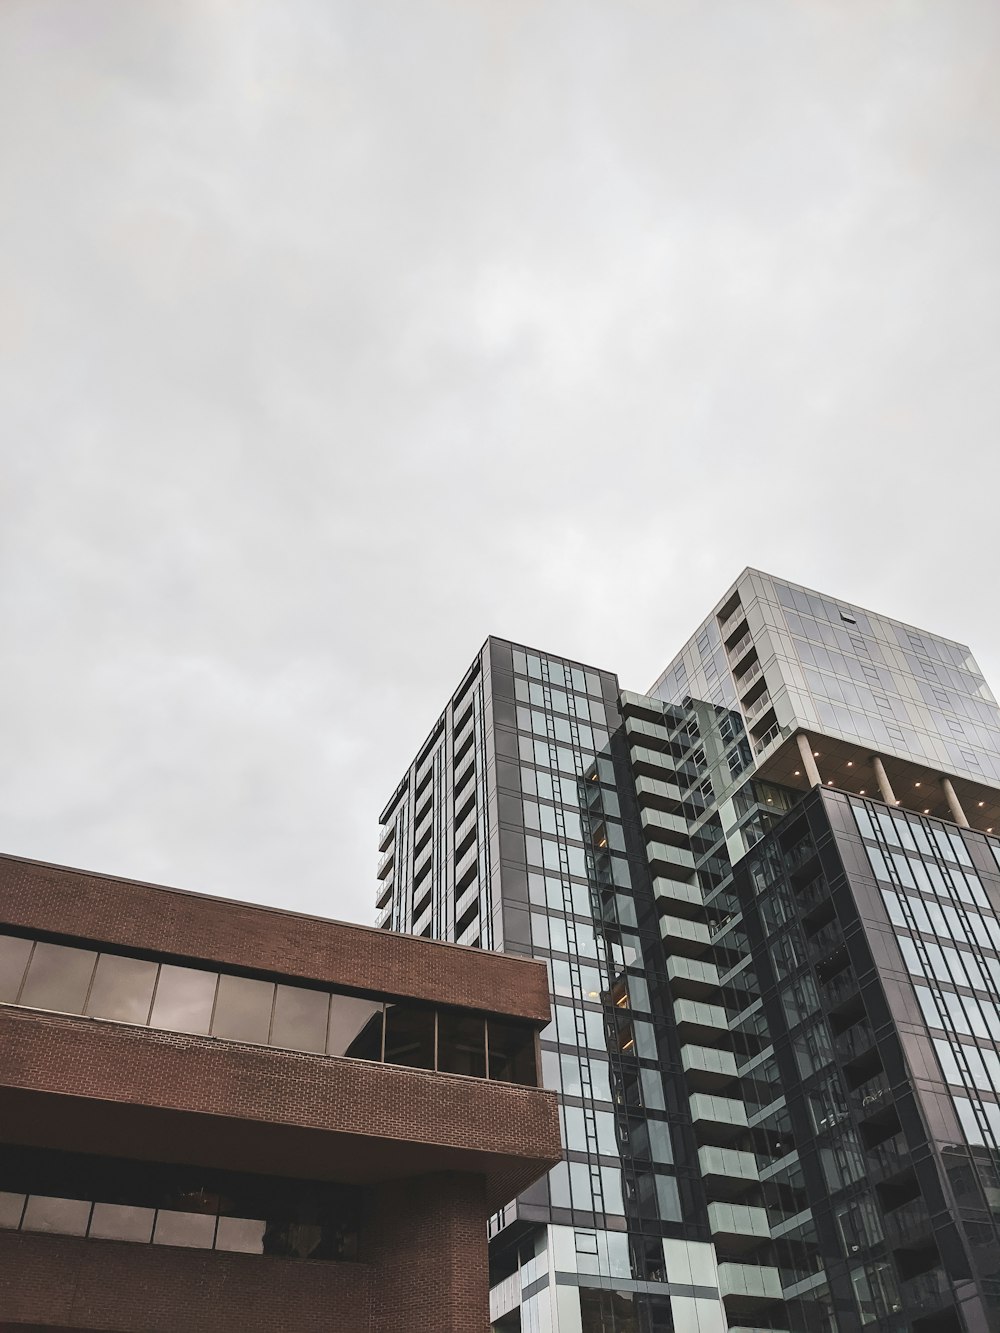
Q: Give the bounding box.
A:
[380,572,1000,1333]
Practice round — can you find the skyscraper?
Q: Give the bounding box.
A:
[377,570,1000,1333]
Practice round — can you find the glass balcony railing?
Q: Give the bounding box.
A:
[835,1018,876,1063]
[728,631,754,662]
[898,1267,952,1315]
[852,1070,892,1118]
[752,722,781,754]
[868,1131,910,1181]
[737,659,764,692]
[743,691,772,723]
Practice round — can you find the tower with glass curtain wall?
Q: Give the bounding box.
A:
[377,570,1000,1333]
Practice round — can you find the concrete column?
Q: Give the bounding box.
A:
[940,775,970,828]
[870,755,897,806]
[796,733,822,788]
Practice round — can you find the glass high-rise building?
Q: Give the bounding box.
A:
[376,570,1000,1333]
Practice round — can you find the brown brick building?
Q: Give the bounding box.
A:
[0,852,561,1332]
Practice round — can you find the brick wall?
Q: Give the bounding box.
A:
[366,1172,490,1333]
[0,1231,372,1331]
[0,852,550,1021]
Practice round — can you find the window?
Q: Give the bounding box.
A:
[0,931,537,1086]
[327,995,383,1060]
[150,964,217,1035]
[384,1002,435,1069]
[211,975,275,1045]
[19,942,97,1014]
[489,1018,537,1085]
[438,1011,486,1077]
[271,984,330,1054]
[86,954,158,1025]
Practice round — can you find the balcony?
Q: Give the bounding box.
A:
[489,1271,521,1323]
[752,723,782,755]
[634,774,683,812]
[707,1202,770,1250]
[682,1045,739,1092]
[661,915,711,957]
[673,998,729,1044]
[375,877,393,912]
[852,1069,892,1120]
[375,903,392,929]
[883,1197,934,1250]
[717,1262,782,1310]
[806,917,844,965]
[835,1018,876,1065]
[736,658,764,693]
[719,605,748,642]
[652,877,704,917]
[625,715,670,747]
[666,956,720,999]
[688,1092,749,1144]
[378,822,394,854]
[641,807,690,845]
[697,1145,759,1199]
[646,842,697,882]
[628,744,678,781]
[794,874,831,917]
[743,691,773,724]
[818,965,858,1012]
[868,1131,910,1183]
[376,845,395,881]
[898,1267,953,1317]
[728,631,754,664]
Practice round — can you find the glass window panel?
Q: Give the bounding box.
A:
[548,1161,572,1208]
[569,1161,594,1211]
[438,1010,486,1077]
[602,1166,625,1215]
[212,974,275,1044]
[216,1216,266,1253]
[22,1195,91,1236]
[654,1173,680,1221]
[384,1002,435,1069]
[153,1209,217,1248]
[150,964,217,1035]
[0,1192,25,1228]
[270,984,330,1054]
[590,1059,613,1102]
[489,1018,537,1085]
[86,954,158,1025]
[89,1202,156,1243]
[327,995,383,1060]
[560,1053,583,1096]
[19,942,97,1014]
[0,935,32,1003]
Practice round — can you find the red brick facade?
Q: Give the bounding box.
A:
[0,854,561,1332]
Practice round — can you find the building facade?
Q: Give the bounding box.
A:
[377,570,1000,1333]
[0,852,561,1333]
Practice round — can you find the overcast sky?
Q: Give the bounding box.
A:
[2,0,999,927]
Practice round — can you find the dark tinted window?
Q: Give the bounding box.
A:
[153,1210,217,1248]
[384,1003,435,1070]
[216,1216,265,1253]
[0,1192,25,1228]
[438,1010,486,1077]
[327,995,383,1060]
[19,942,97,1014]
[89,1202,155,1243]
[0,935,32,1003]
[489,1018,537,1085]
[271,984,329,1053]
[22,1195,91,1235]
[149,964,216,1035]
[212,975,275,1044]
[86,954,158,1025]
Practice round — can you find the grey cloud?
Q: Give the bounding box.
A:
[2,0,999,922]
